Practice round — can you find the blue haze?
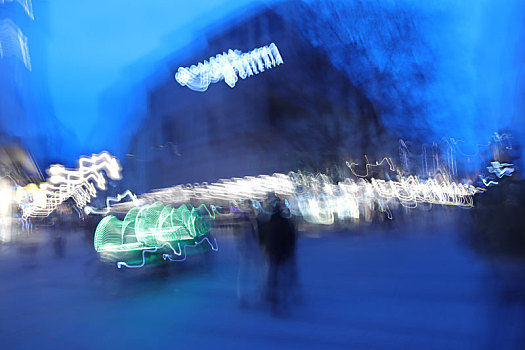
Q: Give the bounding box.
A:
[4,0,524,172]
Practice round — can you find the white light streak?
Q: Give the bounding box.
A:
[175,43,283,91]
[85,190,138,215]
[0,19,31,70]
[0,0,34,19]
[110,158,489,226]
[18,152,122,219]
[487,161,514,178]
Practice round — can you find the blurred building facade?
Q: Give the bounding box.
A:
[0,0,73,168]
[123,4,397,194]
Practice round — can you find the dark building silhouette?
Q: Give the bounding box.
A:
[123,4,397,193]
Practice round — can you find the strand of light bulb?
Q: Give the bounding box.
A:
[175,43,283,91]
[85,190,138,215]
[18,152,121,219]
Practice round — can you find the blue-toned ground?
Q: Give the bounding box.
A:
[1,220,524,349]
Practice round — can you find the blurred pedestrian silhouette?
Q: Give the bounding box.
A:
[233,199,263,309]
[258,193,298,314]
[53,232,65,258]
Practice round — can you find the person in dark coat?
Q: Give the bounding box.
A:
[258,194,298,312]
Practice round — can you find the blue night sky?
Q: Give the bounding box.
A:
[41,0,273,161]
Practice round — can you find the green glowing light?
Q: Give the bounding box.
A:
[94,201,213,254]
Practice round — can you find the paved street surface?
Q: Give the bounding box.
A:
[1,221,524,349]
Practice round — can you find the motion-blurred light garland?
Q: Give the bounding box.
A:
[94,201,217,268]
[16,152,121,219]
[175,43,283,91]
[106,157,510,226]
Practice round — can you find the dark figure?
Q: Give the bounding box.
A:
[233,200,263,308]
[53,234,65,258]
[258,195,298,313]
